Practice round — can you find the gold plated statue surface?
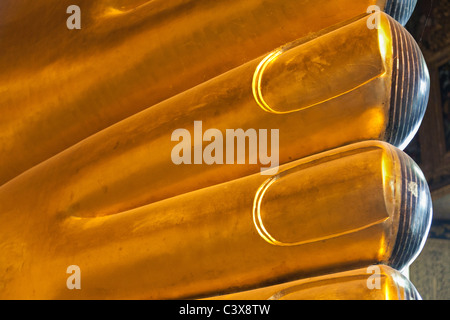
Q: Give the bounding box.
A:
[0,141,432,299]
[0,0,418,185]
[0,0,431,300]
[207,266,421,300]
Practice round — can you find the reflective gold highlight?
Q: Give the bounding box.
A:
[206,265,420,300]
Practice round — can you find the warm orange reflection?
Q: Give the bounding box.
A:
[206,265,420,300]
[0,0,401,185]
[0,141,431,299]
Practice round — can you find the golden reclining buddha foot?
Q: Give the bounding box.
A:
[0,141,432,299]
[207,266,421,300]
[0,0,417,185]
[0,13,430,223]
[0,0,429,300]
